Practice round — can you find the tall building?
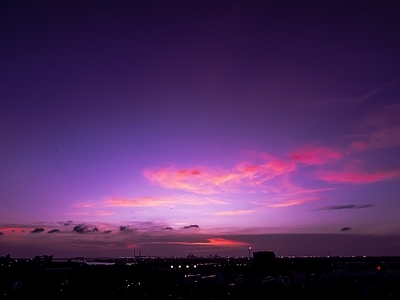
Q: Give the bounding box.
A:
[253,251,276,276]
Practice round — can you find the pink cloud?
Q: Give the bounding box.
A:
[258,172,333,200]
[70,210,115,217]
[143,167,218,194]
[96,210,115,216]
[70,211,91,216]
[253,174,327,208]
[235,159,297,185]
[0,226,30,234]
[349,103,400,152]
[143,154,296,194]
[153,238,249,247]
[290,146,343,165]
[349,126,400,152]
[349,140,369,152]
[206,238,249,247]
[266,197,318,208]
[127,243,138,249]
[73,201,94,208]
[319,168,400,184]
[104,196,226,207]
[208,210,254,216]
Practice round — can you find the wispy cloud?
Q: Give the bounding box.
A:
[143,154,296,194]
[143,167,217,194]
[95,210,115,216]
[316,204,374,211]
[266,197,318,208]
[104,196,226,207]
[319,168,400,184]
[150,237,249,247]
[0,225,38,234]
[104,197,169,207]
[73,201,94,208]
[349,103,400,152]
[207,210,254,216]
[70,211,91,216]
[290,145,343,165]
[357,80,398,102]
[252,175,329,209]
[341,227,352,231]
[70,210,115,217]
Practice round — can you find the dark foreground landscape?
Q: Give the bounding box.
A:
[1,252,400,299]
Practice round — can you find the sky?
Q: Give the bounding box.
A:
[1,0,400,258]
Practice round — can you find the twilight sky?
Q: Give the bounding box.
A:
[1,0,400,258]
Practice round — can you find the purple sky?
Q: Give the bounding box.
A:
[1,0,400,258]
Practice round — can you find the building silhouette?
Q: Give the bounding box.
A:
[253,251,276,276]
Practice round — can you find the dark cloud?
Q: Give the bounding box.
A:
[120,226,131,232]
[63,220,73,226]
[31,228,45,233]
[183,224,199,229]
[103,230,112,234]
[317,204,374,211]
[164,227,173,230]
[341,227,352,231]
[48,229,60,233]
[73,225,88,234]
[0,232,4,235]
[73,225,98,233]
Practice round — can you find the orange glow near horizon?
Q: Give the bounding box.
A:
[150,238,249,247]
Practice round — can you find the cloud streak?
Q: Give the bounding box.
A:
[149,237,249,247]
[143,154,296,194]
[349,103,400,152]
[208,210,254,216]
[357,80,398,102]
[266,197,318,208]
[290,146,343,165]
[104,196,226,207]
[73,201,94,208]
[316,204,374,211]
[319,168,400,184]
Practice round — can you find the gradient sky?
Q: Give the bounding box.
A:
[1,0,400,258]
